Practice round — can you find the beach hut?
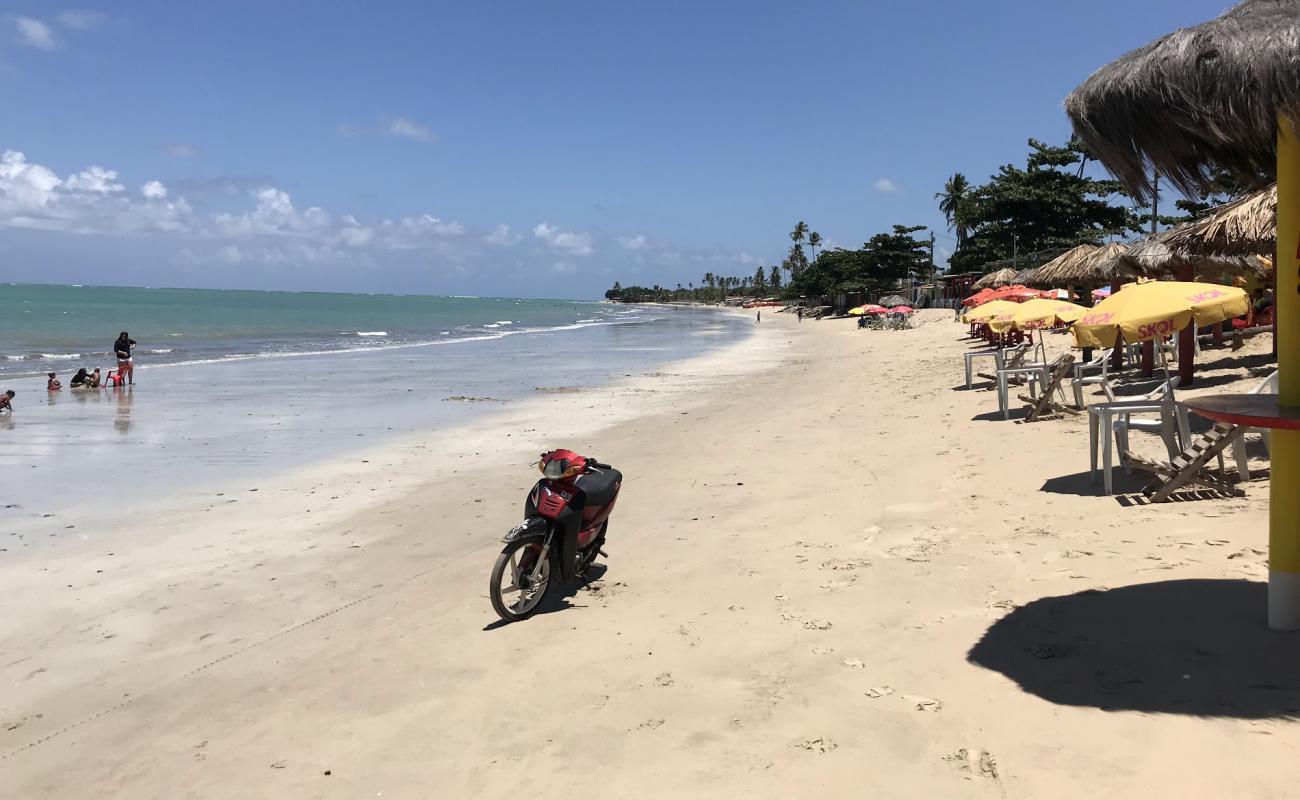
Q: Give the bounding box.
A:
[1020,244,1103,288]
[1065,0,1300,629]
[1122,236,1268,284]
[1161,184,1276,258]
[972,268,1019,290]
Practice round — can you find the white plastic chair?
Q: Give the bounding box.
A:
[1071,347,1119,408]
[1228,370,1279,481]
[1112,377,1188,469]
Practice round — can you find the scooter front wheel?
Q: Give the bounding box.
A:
[489,537,552,622]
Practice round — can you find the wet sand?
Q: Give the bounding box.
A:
[1,309,1291,799]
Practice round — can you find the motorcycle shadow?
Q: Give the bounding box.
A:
[482,563,609,632]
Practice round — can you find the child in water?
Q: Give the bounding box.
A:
[47,373,62,391]
[0,389,14,411]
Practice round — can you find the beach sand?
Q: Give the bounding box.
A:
[1,309,1292,798]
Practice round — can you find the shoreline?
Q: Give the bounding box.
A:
[2,309,1289,798]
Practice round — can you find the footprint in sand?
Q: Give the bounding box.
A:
[637,719,665,731]
[819,577,857,591]
[841,658,865,669]
[945,748,999,779]
[864,686,894,699]
[811,646,835,655]
[802,619,833,631]
[654,672,675,687]
[795,737,838,754]
[821,558,871,571]
[903,695,943,712]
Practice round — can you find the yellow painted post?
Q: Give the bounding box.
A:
[1271,117,1300,629]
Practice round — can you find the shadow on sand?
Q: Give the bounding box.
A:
[968,579,1300,718]
[482,564,608,631]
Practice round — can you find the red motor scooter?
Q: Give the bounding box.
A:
[488,449,622,622]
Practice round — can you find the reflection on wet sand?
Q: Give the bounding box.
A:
[114,387,133,434]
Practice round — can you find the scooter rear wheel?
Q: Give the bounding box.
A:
[489,537,552,622]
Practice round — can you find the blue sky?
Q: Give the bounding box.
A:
[0,1,1232,298]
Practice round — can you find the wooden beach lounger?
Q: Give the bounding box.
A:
[1121,422,1248,502]
[1017,353,1079,422]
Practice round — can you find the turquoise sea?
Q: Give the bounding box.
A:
[0,284,640,378]
[0,284,749,544]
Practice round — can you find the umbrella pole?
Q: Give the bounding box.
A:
[1270,117,1300,630]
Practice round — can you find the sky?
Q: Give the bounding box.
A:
[0,1,1235,299]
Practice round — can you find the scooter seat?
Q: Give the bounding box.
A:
[576,467,621,507]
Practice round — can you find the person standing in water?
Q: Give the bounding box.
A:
[756,309,761,323]
[114,331,137,386]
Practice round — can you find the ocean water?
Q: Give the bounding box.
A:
[0,284,644,379]
[0,284,750,545]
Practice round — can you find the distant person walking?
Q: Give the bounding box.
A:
[756,310,761,323]
[797,308,804,323]
[114,331,137,386]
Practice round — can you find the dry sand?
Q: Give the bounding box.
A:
[1,309,1294,798]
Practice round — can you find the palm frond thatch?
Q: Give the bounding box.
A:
[972,267,1019,290]
[878,294,910,307]
[1161,184,1276,257]
[1011,267,1037,285]
[1021,243,1109,287]
[1065,0,1294,201]
[1123,236,1271,282]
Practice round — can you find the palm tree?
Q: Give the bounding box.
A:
[790,221,809,249]
[808,231,823,260]
[935,173,972,247]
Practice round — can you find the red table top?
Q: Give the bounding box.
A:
[1182,394,1300,431]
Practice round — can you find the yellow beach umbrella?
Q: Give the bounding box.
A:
[848,306,866,315]
[961,300,1021,324]
[1072,281,1248,349]
[987,298,1088,334]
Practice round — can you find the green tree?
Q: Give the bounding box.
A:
[947,139,1139,273]
[808,231,823,260]
[790,220,809,251]
[786,243,809,278]
[935,173,973,247]
[785,225,930,298]
[753,265,768,294]
[768,264,782,291]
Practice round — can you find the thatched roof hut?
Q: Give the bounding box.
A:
[1065,0,1292,201]
[1011,267,1038,285]
[1161,184,1276,257]
[972,267,1018,290]
[1123,235,1268,282]
[1020,243,1106,287]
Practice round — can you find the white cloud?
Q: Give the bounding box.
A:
[873,177,899,192]
[57,10,105,29]
[14,17,57,49]
[1,148,769,282]
[385,116,436,142]
[163,144,197,158]
[65,165,124,194]
[485,223,520,246]
[533,222,594,256]
[0,150,191,234]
